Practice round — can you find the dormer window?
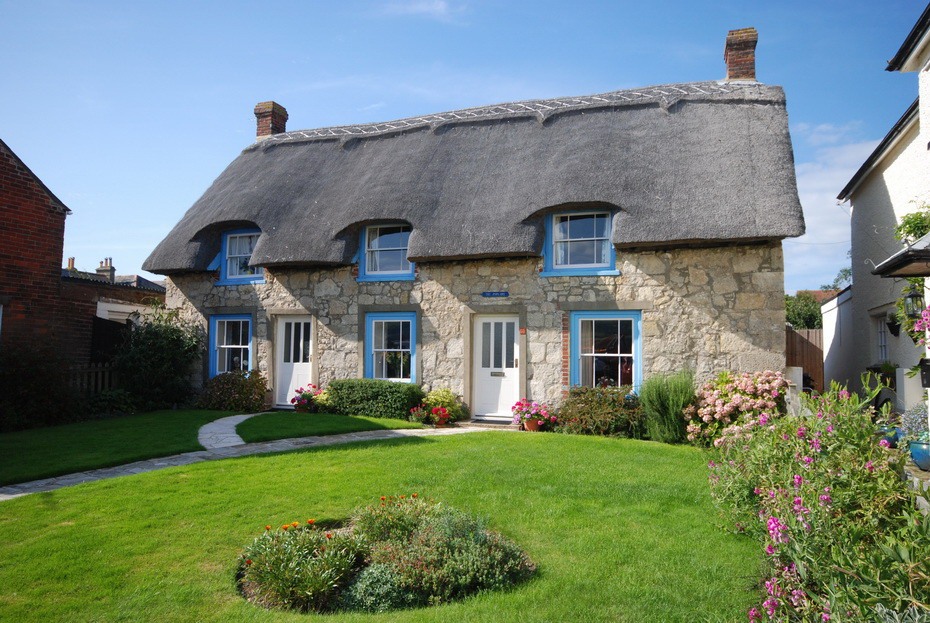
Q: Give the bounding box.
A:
[214,229,264,285]
[358,224,415,281]
[541,211,620,277]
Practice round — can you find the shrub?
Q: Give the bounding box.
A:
[638,370,694,444]
[684,370,788,446]
[327,379,424,419]
[338,563,414,613]
[197,371,268,412]
[708,380,930,620]
[113,303,202,410]
[239,496,535,614]
[238,522,367,612]
[423,387,467,420]
[88,388,137,416]
[555,385,644,438]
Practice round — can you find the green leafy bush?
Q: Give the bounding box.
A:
[709,380,930,620]
[238,522,367,612]
[638,370,694,444]
[423,387,466,420]
[327,379,424,419]
[238,496,535,614]
[555,385,644,438]
[114,303,202,409]
[197,371,268,413]
[88,388,137,416]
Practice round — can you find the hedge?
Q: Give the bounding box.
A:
[327,379,424,419]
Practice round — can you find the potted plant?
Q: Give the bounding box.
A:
[290,385,322,412]
[900,403,930,470]
[511,398,556,431]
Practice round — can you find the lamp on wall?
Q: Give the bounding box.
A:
[904,284,926,320]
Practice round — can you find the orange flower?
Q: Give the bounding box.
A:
[325,532,333,539]
[412,493,418,498]
[307,518,315,525]
[380,496,386,501]
[400,495,406,499]
[264,525,271,531]
[291,521,299,528]
[282,525,289,531]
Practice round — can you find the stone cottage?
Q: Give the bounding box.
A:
[144,28,804,420]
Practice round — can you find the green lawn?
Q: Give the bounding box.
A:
[0,433,758,622]
[237,411,422,442]
[0,410,234,486]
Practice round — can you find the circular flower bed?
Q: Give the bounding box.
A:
[236,494,536,613]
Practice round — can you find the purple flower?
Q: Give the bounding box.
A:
[879,438,891,448]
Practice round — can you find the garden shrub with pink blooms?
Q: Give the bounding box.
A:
[707,379,930,621]
[685,370,789,446]
[511,398,557,430]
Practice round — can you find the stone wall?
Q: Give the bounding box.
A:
[166,241,786,408]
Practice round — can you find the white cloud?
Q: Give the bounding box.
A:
[783,136,879,293]
[791,121,863,147]
[380,1,466,22]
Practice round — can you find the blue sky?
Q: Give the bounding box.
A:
[0,1,922,292]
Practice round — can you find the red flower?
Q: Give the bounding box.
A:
[325,532,333,539]
[412,493,418,498]
[307,518,315,525]
[245,559,252,566]
[380,496,386,501]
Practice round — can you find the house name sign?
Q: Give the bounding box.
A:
[481,291,509,298]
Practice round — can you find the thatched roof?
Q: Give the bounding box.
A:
[144,81,804,274]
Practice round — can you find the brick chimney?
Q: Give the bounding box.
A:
[254,101,288,138]
[96,257,115,283]
[724,27,758,81]
[67,257,75,271]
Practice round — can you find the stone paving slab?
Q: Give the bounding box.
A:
[0,426,498,502]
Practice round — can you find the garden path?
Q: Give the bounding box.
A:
[0,426,490,502]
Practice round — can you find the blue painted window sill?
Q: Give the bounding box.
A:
[357,273,416,283]
[539,268,621,278]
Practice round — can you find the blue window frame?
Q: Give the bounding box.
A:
[569,310,642,390]
[357,224,415,282]
[364,312,416,382]
[540,212,620,277]
[209,314,252,377]
[211,229,264,285]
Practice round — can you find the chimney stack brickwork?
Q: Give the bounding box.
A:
[96,257,116,283]
[724,27,758,81]
[254,101,288,138]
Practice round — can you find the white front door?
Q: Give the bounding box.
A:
[472,315,520,419]
[275,316,314,407]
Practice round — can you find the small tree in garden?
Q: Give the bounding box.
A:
[113,303,203,410]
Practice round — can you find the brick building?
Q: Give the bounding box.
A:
[0,138,164,367]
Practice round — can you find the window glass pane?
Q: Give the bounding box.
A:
[482,322,491,368]
[594,356,619,387]
[619,356,634,386]
[493,322,503,368]
[374,321,384,350]
[568,214,597,239]
[369,226,410,250]
[505,322,515,368]
[384,321,402,350]
[594,214,610,238]
[401,321,410,350]
[292,322,301,363]
[555,216,571,241]
[283,322,292,363]
[580,320,593,354]
[618,320,633,355]
[239,321,249,346]
[373,249,409,273]
[580,355,595,387]
[553,241,569,266]
[567,240,597,265]
[594,320,619,354]
[302,322,312,363]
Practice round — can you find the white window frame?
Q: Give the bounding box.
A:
[362,224,413,278]
[552,211,612,269]
[225,232,260,280]
[876,316,888,363]
[366,312,416,382]
[210,315,252,377]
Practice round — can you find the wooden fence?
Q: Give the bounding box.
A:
[786,328,824,392]
[69,363,119,395]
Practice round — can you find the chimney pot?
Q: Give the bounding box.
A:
[96,257,116,283]
[67,257,75,270]
[254,101,288,138]
[724,27,758,81]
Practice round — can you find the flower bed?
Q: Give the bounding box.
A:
[237,495,535,613]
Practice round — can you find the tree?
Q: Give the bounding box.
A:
[114,303,203,409]
[785,292,822,329]
[820,266,851,292]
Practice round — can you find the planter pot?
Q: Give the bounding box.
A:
[294,405,311,413]
[435,422,453,428]
[523,418,542,432]
[877,426,904,449]
[910,440,930,471]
